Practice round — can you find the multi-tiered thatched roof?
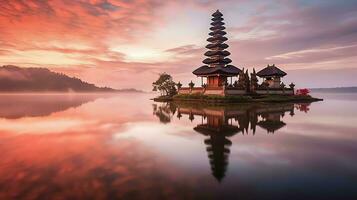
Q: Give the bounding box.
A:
[257,64,287,77]
[193,10,241,76]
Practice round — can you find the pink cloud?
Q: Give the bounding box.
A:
[0,0,357,89]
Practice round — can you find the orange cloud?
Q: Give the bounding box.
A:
[0,0,172,89]
[1,0,357,89]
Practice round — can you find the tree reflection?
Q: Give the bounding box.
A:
[152,103,176,124]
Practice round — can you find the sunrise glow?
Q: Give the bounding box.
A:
[1,0,357,90]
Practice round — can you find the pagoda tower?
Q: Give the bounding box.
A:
[193,10,241,88]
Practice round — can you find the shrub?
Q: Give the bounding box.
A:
[206,95,224,100]
[296,88,310,96]
[174,93,204,99]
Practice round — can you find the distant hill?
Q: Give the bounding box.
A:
[310,87,357,93]
[0,65,141,93]
[116,88,144,93]
[0,65,113,92]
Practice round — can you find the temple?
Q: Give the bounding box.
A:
[178,10,295,96]
[257,64,287,88]
[192,10,241,91]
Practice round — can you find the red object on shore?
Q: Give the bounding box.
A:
[296,88,310,96]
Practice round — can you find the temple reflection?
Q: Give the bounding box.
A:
[153,102,310,181]
[176,103,298,135]
[195,120,235,181]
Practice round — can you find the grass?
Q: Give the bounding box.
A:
[173,93,252,103]
[169,93,323,103]
[255,94,323,102]
[153,93,323,104]
[152,95,174,102]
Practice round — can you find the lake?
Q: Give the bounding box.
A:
[0,92,356,200]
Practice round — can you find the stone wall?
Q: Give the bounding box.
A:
[178,87,191,94]
[178,87,292,95]
[178,87,204,95]
[191,87,205,94]
[255,89,294,95]
[204,88,224,95]
[225,89,247,95]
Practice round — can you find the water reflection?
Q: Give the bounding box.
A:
[1,93,356,199]
[153,102,311,181]
[152,103,177,124]
[0,94,107,119]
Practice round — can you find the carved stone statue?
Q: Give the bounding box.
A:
[280,82,286,89]
[177,81,182,89]
[289,82,295,89]
[250,68,259,92]
[189,81,195,89]
[245,69,250,92]
[237,68,246,89]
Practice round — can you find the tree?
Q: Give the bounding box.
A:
[152,73,177,97]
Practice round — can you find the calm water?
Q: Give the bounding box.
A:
[0,93,356,200]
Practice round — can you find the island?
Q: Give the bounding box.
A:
[153,10,322,104]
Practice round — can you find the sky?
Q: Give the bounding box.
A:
[1,0,357,90]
